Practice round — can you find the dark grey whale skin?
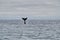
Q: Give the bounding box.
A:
[22,17,27,24]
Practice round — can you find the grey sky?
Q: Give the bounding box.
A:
[0,0,60,19]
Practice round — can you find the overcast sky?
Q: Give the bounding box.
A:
[0,0,60,19]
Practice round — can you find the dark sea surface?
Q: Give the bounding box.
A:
[0,20,60,40]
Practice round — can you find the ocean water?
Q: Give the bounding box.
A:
[0,20,60,40]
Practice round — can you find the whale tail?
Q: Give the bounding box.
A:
[22,17,27,24]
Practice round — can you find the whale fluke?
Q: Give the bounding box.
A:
[22,17,27,24]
